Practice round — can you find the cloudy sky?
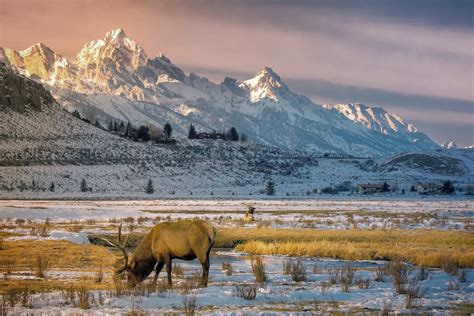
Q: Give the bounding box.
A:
[1,0,473,145]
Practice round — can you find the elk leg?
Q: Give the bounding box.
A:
[165,257,172,287]
[201,259,210,287]
[153,261,165,285]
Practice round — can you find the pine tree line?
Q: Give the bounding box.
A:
[188,124,247,142]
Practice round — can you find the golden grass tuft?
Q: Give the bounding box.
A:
[232,228,474,268]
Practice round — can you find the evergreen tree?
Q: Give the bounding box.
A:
[163,123,173,139]
[125,122,133,137]
[441,180,454,194]
[146,179,154,194]
[49,182,55,192]
[80,178,87,192]
[410,185,416,192]
[226,127,239,141]
[119,121,125,133]
[188,124,198,139]
[265,180,275,196]
[401,188,405,195]
[240,133,248,142]
[108,120,114,131]
[137,126,150,141]
[94,120,102,129]
[381,181,390,192]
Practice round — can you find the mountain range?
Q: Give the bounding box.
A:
[0,28,439,157]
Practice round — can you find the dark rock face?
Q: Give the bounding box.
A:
[0,62,54,112]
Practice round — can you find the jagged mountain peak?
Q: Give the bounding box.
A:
[442,141,458,149]
[20,42,54,56]
[240,66,289,102]
[156,52,171,64]
[324,103,419,136]
[75,28,148,69]
[105,28,127,41]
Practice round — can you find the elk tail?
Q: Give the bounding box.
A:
[204,223,217,243]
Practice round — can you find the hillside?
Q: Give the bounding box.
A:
[1,29,439,157]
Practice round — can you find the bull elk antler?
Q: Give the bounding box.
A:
[99,222,131,274]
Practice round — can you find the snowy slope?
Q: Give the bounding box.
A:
[2,29,439,157]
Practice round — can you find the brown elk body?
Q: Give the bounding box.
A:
[106,220,217,287]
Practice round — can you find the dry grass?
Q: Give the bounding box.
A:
[250,257,267,284]
[0,239,116,294]
[230,228,474,268]
[0,240,115,272]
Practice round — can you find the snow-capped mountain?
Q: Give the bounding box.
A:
[441,141,459,149]
[1,29,439,157]
[322,103,436,148]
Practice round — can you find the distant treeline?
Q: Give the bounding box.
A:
[71,110,247,144]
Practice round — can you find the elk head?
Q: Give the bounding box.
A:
[99,223,147,287]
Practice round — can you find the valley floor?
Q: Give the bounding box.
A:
[0,199,473,315]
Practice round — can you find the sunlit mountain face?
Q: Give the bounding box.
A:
[1,29,439,156]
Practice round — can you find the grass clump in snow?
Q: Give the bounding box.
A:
[233,284,257,300]
[250,256,267,284]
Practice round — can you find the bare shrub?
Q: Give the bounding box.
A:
[95,265,104,283]
[32,255,49,278]
[123,217,135,224]
[327,268,340,285]
[375,265,385,282]
[0,294,9,316]
[60,285,77,305]
[405,280,426,309]
[382,300,392,314]
[251,257,267,284]
[288,259,307,282]
[457,269,467,283]
[75,286,92,309]
[2,260,12,280]
[19,285,33,308]
[320,281,330,294]
[440,257,458,276]
[340,263,357,292]
[313,264,322,274]
[388,260,411,294]
[29,225,50,237]
[137,217,149,224]
[3,286,20,309]
[356,277,371,289]
[127,303,148,316]
[177,272,203,295]
[417,267,429,281]
[222,262,233,276]
[282,259,291,275]
[233,284,257,300]
[447,280,460,291]
[112,274,127,297]
[172,264,184,277]
[182,295,198,316]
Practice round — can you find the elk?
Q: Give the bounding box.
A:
[101,220,217,287]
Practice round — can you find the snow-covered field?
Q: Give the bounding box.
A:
[1,199,473,314]
[4,252,474,315]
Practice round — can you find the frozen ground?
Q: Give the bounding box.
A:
[5,251,474,315]
[1,199,473,314]
[0,199,472,233]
